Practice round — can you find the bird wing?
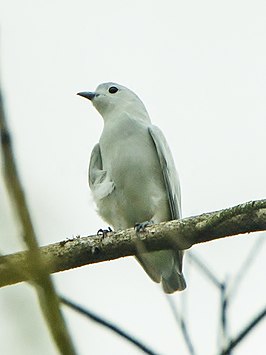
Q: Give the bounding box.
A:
[148,125,181,220]
[149,125,186,284]
[89,143,115,201]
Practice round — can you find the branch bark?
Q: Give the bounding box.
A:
[1,88,77,354]
[0,199,265,288]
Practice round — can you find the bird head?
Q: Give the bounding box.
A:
[77,82,150,122]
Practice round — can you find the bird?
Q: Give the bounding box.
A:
[78,82,186,293]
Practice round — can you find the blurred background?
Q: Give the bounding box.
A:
[0,1,265,354]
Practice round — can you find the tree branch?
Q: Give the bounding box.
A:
[61,296,159,355]
[0,87,77,354]
[220,305,266,355]
[0,199,265,288]
[166,295,196,355]
[187,252,222,288]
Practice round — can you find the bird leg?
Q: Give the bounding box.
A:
[97,227,112,237]
[134,220,154,232]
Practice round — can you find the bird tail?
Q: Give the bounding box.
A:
[162,271,186,294]
[135,250,186,294]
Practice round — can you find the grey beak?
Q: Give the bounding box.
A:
[77,91,96,100]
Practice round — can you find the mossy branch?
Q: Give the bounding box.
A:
[0,199,265,288]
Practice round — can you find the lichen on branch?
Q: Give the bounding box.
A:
[0,199,265,288]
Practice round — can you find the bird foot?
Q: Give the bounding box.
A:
[135,220,154,232]
[97,227,112,237]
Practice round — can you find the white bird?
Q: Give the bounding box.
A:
[78,83,186,293]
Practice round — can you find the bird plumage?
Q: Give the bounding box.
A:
[79,82,186,293]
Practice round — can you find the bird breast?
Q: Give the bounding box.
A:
[98,116,169,228]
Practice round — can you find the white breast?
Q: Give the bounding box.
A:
[97,115,170,229]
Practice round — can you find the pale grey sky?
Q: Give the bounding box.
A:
[0,1,266,354]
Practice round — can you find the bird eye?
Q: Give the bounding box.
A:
[108,86,118,94]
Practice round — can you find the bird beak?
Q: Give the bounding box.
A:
[77,91,96,100]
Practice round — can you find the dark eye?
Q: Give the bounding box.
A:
[109,86,118,94]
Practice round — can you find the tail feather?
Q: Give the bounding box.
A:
[136,250,186,293]
[162,272,186,294]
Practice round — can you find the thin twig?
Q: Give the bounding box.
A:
[218,235,266,353]
[61,296,159,355]
[187,251,231,350]
[0,86,77,354]
[187,252,222,289]
[227,235,266,300]
[166,296,196,355]
[219,281,230,352]
[220,305,266,355]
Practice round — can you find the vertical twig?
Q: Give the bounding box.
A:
[188,247,265,354]
[227,235,266,300]
[166,295,197,355]
[220,306,266,355]
[187,252,231,351]
[0,86,77,354]
[220,281,230,352]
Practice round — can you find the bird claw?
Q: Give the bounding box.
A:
[135,221,154,232]
[97,227,112,237]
